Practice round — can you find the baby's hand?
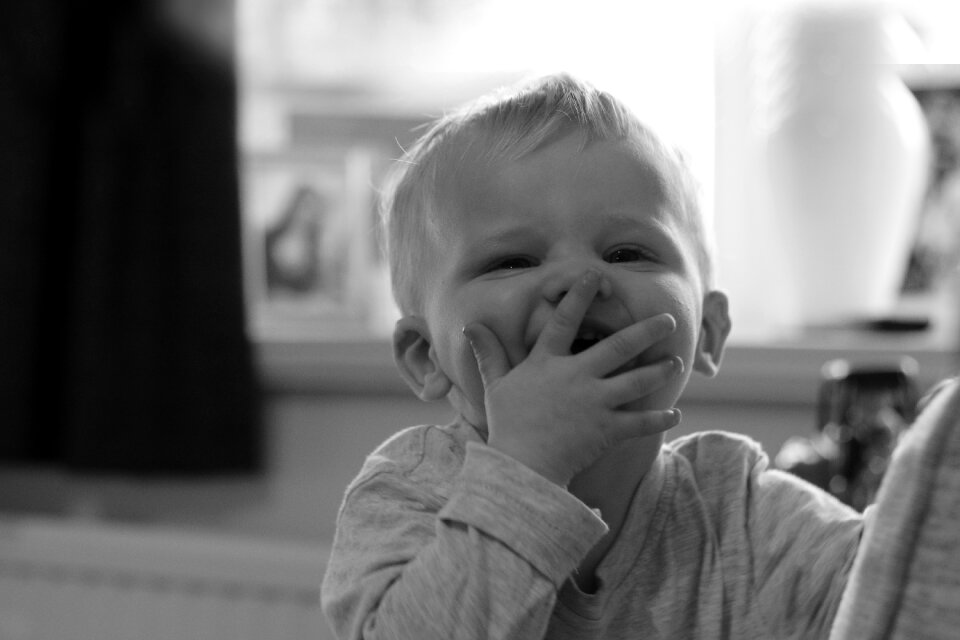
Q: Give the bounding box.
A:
[462,269,683,487]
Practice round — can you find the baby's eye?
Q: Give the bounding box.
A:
[604,247,650,264]
[487,256,537,272]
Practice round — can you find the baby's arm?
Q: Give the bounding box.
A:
[747,458,863,637]
[464,269,683,486]
[321,429,608,640]
[322,271,680,639]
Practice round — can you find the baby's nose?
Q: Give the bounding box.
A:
[544,267,613,304]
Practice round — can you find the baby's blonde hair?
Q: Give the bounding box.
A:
[380,73,713,316]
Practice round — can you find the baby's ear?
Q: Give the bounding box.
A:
[393,315,452,401]
[693,290,731,377]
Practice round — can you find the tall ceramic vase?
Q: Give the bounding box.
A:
[757,3,930,326]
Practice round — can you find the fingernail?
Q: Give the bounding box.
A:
[670,408,682,424]
[671,356,685,376]
[662,313,677,332]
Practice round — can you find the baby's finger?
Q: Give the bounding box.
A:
[583,313,677,377]
[603,356,684,408]
[463,322,511,388]
[605,408,682,443]
[535,270,602,356]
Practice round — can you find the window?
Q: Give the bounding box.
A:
[237,0,959,397]
[237,0,715,341]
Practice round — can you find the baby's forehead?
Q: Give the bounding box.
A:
[437,130,689,215]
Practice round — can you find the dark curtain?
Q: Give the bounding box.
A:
[0,0,262,474]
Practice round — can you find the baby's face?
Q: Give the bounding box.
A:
[418,134,718,427]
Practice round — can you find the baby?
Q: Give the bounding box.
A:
[321,74,863,639]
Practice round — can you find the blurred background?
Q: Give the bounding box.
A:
[0,0,958,638]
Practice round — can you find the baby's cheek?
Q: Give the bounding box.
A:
[660,279,700,344]
[468,293,533,367]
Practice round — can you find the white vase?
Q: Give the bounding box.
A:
[756,3,930,326]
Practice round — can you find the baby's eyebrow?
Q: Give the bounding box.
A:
[471,225,542,250]
[594,210,668,235]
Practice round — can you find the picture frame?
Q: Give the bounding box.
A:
[902,65,960,298]
[241,146,387,340]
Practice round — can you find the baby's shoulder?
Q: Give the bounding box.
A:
[663,430,770,492]
[667,429,767,464]
[351,421,482,492]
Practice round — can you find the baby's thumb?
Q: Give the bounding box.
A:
[462,323,510,387]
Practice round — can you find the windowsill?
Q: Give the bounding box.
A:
[256,325,959,406]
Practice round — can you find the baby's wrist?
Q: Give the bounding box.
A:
[486,437,570,487]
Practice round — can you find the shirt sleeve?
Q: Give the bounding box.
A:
[321,436,608,640]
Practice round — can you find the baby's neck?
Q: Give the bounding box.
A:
[567,435,663,593]
[569,434,661,514]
